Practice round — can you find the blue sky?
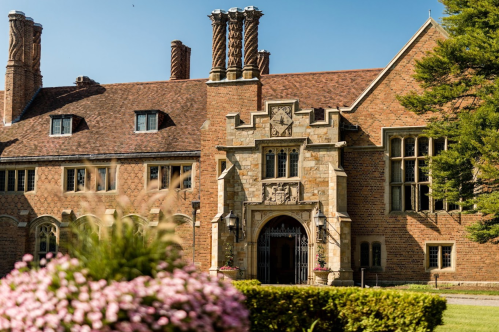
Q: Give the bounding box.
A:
[0,0,446,89]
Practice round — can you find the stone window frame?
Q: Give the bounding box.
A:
[95,166,118,193]
[424,241,456,272]
[384,128,460,215]
[145,161,194,192]
[218,158,227,177]
[134,110,159,133]
[262,146,300,180]
[34,222,59,262]
[0,167,37,194]
[49,114,73,137]
[354,235,386,272]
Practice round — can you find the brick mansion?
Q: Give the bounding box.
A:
[1,7,497,285]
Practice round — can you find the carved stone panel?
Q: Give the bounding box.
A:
[270,105,292,137]
[262,182,299,205]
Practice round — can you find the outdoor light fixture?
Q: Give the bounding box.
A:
[314,208,327,243]
[225,210,240,243]
[191,200,200,264]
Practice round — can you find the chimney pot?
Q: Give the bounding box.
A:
[75,76,99,87]
[257,49,270,76]
[170,40,191,80]
[8,10,25,15]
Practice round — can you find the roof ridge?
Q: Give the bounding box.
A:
[263,68,384,77]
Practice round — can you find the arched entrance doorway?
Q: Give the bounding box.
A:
[257,215,308,284]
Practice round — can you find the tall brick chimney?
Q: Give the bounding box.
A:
[227,7,244,80]
[243,6,263,79]
[23,17,34,106]
[170,40,191,80]
[32,23,43,90]
[208,9,228,81]
[257,50,270,75]
[4,10,26,125]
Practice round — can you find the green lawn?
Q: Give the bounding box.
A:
[436,304,499,332]
[398,288,499,296]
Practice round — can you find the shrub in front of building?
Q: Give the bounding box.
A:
[234,282,446,332]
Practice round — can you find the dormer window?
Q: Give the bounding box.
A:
[135,111,158,132]
[50,115,73,136]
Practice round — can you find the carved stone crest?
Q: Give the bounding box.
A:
[270,105,292,137]
[262,182,299,205]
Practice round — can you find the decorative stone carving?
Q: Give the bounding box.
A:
[243,6,263,79]
[208,9,228,81]
[227,7,244,80]
[262,182,299,205]
[270,105,293,137]
[8,11,25,62]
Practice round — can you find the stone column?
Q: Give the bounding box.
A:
[32,23,43,89]
[243,6,263,80]
[24,17,34,104]
[227,7,244,80]
[257,50,270,76]
[170,40,183,80]
[208,9,228,81]
[4,11,26,125]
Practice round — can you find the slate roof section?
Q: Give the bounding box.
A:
[0,68,382,158]
[0,79,207,158]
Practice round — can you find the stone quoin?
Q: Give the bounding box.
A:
[0,7,498,287]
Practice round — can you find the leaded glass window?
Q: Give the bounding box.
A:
[405,138,415,156]
[360,242,369,266]
[277,150,287,177]
[66,169,75,191]
[391,138,401,157]
[290,149,299,177]
[183,165,192,189]
[427,244,454,270]
[76,169,86,191]
[148,164,193,190]
[97,168,106,191]
[264,147,300,179]
[17,170,25,192]
[372,242,382,267]
[405,160,415,182]
[429,246,438,268]
[65,168,86,192]
[27,170,35,191]
[442,246,452,268]
[265,150,275,178]
[7,170,15,191]
[0,170,5,191]
[418,137,429,156]
[37,224,58,261]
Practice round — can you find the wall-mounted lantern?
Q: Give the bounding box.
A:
[225,210,240,243]
[314,208,327,242]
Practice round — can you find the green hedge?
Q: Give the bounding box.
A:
[234,282,446,332]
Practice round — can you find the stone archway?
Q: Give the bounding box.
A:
[257,215,308,284]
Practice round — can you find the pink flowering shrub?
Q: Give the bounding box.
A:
[0,254,249,332]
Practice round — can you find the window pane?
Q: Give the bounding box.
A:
[39,235,47,252]
[360,242,369,266]
[108,167,116,191]
[171,166,181,189]
[391,138,401,157]
[372,243,382,267]
[391,186,402,211]
[97,168,106,191]
[0,170,5,191]
[435,199,444,211]
[418,137,429,156]
[147,114,157,131]
[17,170,25,192]
[160,166,169,189]
[76,169,85,191]
[62,117,71,134]
[137,114,146,131]
[220,160,227,173]
[67,169,75,191]
[429,246,439,268]
[448,203,459,211]
[52,118,61,135]
[7,170,15,191]
[391,161,402,183]
[418,160,428,182]
[150,166,159,189]
[434,138,445,156]
[27,170,35,191]
[277,150,287,177]
[419,185,430,211]
[290,149,299,177]
[442,246,452,268]
[265,150,275,178]
[405,160,415,182]
[313,107,325,122]
[183,166,192,189]
[405,185,415,211]
[405,138,415,156]
[49,232,57,252]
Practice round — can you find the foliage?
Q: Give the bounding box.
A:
[314,245,327,269]
[0,254,249,331]
[69,215,185,282]
[233,284,447,332]
[397,0,499,244]
[435,304,499,332]
[232,279,262,287]
[222,242,238,269]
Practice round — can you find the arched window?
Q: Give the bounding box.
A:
[277,149,287,177]
[372,242,382,267]
[37,223,58,261]
[265,150,275,178]
[360,242,369,267]
[404,137,415,156]
[290,149,299,177]
[418,137,429,156]
[391,138,401,157]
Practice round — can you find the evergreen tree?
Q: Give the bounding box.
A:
[398,0,499,244]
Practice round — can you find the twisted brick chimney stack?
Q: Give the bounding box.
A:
[243,6,263,79]
[170,40,191,80]
[4,10,42,125]
[208,9,228,81]
[257,50,270,75]
[227,7,244,80]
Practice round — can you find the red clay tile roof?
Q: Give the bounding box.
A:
[0,68,381,158]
